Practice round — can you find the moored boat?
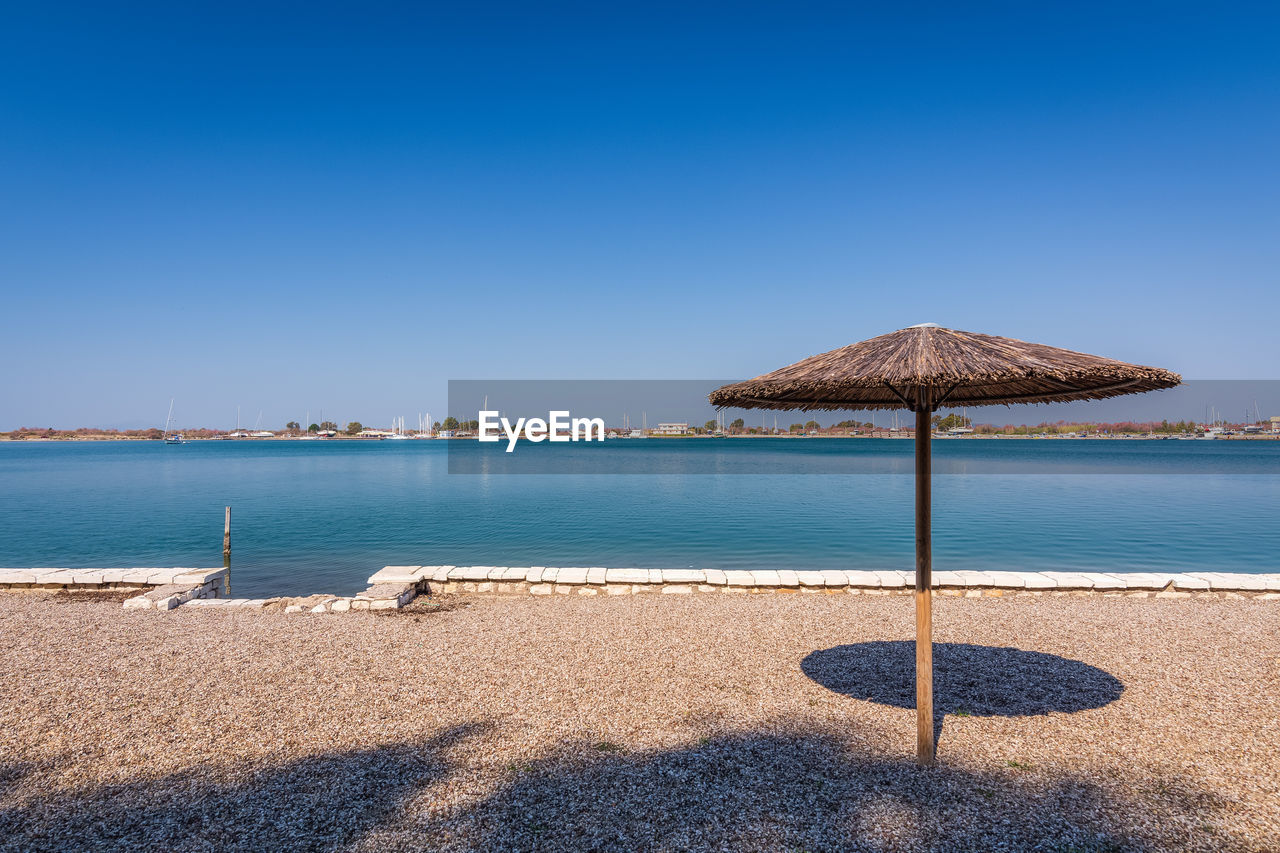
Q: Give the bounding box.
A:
[163,399,186,444]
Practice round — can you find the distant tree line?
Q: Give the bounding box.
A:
[439,417,479,431]
[973,419,1208,435]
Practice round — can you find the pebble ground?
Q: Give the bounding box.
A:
[1,591,1277,852]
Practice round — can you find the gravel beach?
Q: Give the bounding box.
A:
[1,591,1277,852]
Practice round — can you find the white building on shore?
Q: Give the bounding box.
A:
[652,422,689,435]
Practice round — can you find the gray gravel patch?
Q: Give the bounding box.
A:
[0,592,1276,851]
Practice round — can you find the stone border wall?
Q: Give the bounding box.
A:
[0,568,229,610]
[387,566,1280,599]
[3,566,1277,613]
[0,567,426,613]
[0,567,227,590]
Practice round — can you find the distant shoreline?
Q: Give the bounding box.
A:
[3,432,1278,443]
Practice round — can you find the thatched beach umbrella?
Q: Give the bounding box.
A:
[710,324,1180,766]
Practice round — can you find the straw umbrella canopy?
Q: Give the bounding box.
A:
[710,323,1180,766]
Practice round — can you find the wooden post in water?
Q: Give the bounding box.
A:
[222,506,232,594]
[222,506,232,561]
[915,405,936,766]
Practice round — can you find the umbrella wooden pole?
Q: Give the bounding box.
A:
[915,406,936,766]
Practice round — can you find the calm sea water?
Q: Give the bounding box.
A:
[0,439,1276,597]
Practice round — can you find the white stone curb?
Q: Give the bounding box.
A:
[419,567,1280,597]
[5,566,1278,612]
[0,567,227,588]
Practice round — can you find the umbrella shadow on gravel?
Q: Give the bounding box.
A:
[801,641,1124,746]
[0,725,1264,852]
[432,730,1259,852]
[0,722,487,852]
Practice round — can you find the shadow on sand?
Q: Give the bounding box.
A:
[1,722,1263,852]
[0,723,486,852]
[801,640,1125,745]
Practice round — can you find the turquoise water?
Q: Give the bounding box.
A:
[0,440,1276,597]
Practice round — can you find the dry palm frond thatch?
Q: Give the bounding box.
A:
[709,324,1181,411]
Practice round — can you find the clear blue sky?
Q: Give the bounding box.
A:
[2,2,1278,429]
